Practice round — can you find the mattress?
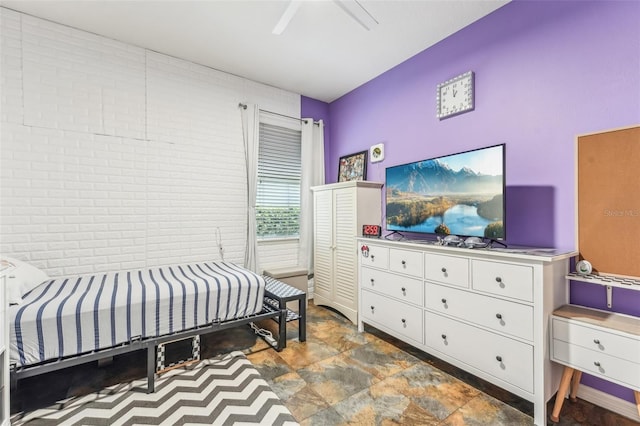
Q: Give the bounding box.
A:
[10,261,265,368]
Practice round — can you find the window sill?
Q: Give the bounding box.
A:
[258,237,300,245]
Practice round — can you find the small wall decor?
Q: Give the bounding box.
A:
[338,150,368,182]
[370,143,385,163]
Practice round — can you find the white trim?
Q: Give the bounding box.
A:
[576,384,640,423]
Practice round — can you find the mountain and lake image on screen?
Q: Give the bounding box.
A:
[385,144,505,239]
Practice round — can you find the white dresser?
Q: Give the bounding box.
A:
[357,238,575,426]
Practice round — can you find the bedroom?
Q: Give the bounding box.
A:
[1,1,639,425]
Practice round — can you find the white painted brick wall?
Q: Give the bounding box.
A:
[0,8,302,277]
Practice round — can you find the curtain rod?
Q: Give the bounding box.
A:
[238,103,319,125]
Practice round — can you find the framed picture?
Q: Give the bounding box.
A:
[338,150,368,182]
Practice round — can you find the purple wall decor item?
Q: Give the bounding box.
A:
[302,0,640,405]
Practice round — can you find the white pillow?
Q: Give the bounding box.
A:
[2,257,50,305]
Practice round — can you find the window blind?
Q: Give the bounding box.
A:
[257,122,302,239]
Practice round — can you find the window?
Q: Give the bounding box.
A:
[256,119,302,240]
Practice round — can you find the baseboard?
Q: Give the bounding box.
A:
[576,384,639,422]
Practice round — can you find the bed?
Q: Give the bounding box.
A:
[7,260,284,392]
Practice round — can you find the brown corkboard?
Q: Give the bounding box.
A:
[577,126,640,278]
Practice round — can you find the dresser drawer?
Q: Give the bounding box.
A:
[552,317,640,361]
[425,312,533,393]
[425,282,533,341]
[360,244,389,269]
[361,289,423,343]
[425,253,469,288]
[361,267,423,306]
[552,339,640,390]
[472,260,533,302]
[389,248,423,278]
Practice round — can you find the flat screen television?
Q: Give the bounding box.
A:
[385,144,506,240]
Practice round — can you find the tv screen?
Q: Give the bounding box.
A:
[385,144,505,240]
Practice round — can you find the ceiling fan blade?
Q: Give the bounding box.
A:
[272,1,301,35]
[333,0,378,31]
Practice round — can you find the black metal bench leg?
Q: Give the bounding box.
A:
[278,308,287,351]
[147,344,155,393]
[299,297,306,342]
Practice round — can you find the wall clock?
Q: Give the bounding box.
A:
[436,71,475,119]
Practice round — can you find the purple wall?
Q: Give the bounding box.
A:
[302,0,640,406]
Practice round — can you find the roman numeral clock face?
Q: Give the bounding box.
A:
[437,71,475,119]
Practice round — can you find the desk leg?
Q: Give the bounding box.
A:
[551,366,575,423]
[299,297,306,342]
[570,370,582,402]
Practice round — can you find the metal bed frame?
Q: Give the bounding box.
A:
[10,308,286,393]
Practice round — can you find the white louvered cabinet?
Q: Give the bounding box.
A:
[1,269,11,426]
[312,181,382,324]
[357,238,575,426]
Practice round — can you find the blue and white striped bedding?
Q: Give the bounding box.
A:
[9,261,265,368]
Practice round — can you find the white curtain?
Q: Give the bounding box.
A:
[240,104,260,273]
[299,119,325,274]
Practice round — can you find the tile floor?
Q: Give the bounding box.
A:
[10,303,639,425]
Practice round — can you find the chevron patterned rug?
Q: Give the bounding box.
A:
[11,351,298,426]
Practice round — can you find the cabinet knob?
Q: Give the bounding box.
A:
[371,255,375,260]
[441,334,447,340]
[401,260,406,266]
[496,313,503,320]
[496,355,503,362]
[594,361,601,367]
[593,339,600,345]
[370,278,375,285]
[441,298,447,304]
[370,306,375,312]
[401,318,406,324]
[441,267,447,273]
[401,287,406,293]
[495,277,502,283]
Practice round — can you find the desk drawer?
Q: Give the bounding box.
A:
[552,317,640,361]
[552,339,640,390]
[361,267,423,306]
[425,282,533,341]
[361,289,423,344]
[472,260,533,302]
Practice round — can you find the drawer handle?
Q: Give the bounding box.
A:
[401,260,406,266]
[441,298,447,304]
[441,334,447,340]
[495,277,502,283]
[496,355,503,362]
[593,339,600,345]
[441,267,447,273]
[496,313,503,320]
[594,361,601,367]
